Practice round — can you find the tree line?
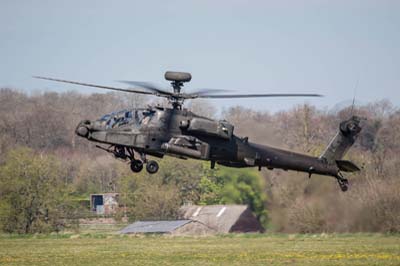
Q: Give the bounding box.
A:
[0,88,399,233]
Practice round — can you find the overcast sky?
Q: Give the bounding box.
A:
[1,0,399,112]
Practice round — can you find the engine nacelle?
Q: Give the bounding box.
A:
[185,118,234,140]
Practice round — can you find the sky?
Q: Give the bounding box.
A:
[1,0,399,113]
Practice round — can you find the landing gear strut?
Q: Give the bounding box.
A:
[336,172,349,192]
[95,145,159,174]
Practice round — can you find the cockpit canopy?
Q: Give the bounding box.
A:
[98,108,155,129]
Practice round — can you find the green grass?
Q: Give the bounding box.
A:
[0,234,399,266]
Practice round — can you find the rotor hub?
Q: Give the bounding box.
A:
[163,71,192,109]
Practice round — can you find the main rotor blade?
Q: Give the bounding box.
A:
[188,88,232,96]
[197,93,323,99]
[118,80,173,96]
[33,76,157,96]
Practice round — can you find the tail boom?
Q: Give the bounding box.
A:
[245,116,363,191]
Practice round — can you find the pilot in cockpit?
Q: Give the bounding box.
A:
[102,109,154,129]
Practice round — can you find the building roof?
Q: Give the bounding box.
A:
[120,205,263,235]
[120,220,192,234]
[179,204,254,233]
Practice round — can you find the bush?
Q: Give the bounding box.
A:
[287,198,328,233]
[0,148,72,233]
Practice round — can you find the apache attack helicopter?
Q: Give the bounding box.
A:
[35,71,362,191]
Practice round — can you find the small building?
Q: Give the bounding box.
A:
[120,204,264,235]
[90,193,119,215]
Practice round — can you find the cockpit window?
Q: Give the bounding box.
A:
[100,109,156,129]
[99,113,114,121]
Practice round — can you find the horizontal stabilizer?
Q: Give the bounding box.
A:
[336,160,360,172]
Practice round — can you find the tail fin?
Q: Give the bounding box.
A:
[320,116,362,171]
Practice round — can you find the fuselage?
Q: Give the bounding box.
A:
[36,72,361,191]
[76,106,340,178]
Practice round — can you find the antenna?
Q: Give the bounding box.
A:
[350,77,359,117]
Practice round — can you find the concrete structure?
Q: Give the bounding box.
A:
[90,193,119,215]
[120,204,263,235]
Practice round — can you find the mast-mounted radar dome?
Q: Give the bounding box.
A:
[164,71,192,83]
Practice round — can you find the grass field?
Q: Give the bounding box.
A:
[0,233,399,266]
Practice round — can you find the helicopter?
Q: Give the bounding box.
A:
[35,71,362,192]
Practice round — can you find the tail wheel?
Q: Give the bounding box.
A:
[146,160,159,174]
[130,160,143,173]
[337,173,349,192]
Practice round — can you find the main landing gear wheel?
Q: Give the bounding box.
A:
[130,160,143,173]
[146,160,159,174]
